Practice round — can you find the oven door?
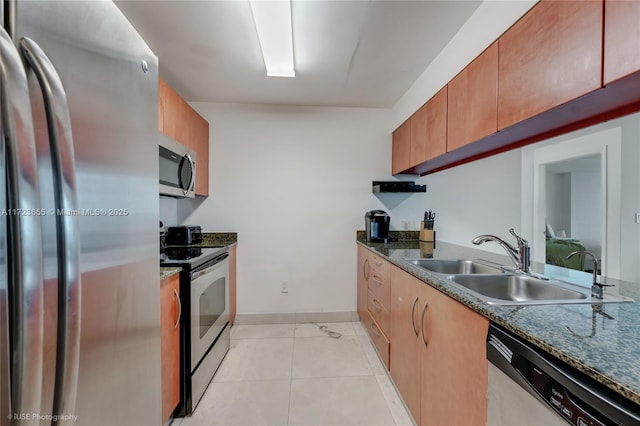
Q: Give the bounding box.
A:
[190,256,229,370]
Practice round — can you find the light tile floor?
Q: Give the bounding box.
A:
[174,322,414,426]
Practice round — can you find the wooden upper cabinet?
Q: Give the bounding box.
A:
[447,42,498,152]
[392,119,411,175]
[424,86,448,162]
[604,0,640,85]
[410,103,428,167]
[158,77,210,196]
[159,78,180,141]
[498,0,603,130]
[410,86,448,166]
[158,78,166,131]
[189,112,210,196]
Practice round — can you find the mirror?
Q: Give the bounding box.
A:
[522,112,640,283]
[544,155,601,274]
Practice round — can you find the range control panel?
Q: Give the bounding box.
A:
[514,355,607,426]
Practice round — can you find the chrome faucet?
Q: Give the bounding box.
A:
[472,229,536,276]
[566,251,613,299]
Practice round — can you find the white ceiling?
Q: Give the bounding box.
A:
[115,0,481,108]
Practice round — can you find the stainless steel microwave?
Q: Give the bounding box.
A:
[159,134,196,198]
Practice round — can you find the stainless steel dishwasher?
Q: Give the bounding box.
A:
[486,323,640,426]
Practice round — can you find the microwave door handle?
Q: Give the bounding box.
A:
[0,27,45,422]
[20,37,81,423]
[178,153,194,195]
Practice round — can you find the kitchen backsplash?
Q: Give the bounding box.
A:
[160,196,178,226]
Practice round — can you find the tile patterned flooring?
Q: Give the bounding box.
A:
[173,322,414,426]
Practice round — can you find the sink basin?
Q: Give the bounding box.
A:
[447,274,588,304]
[408,259,501,275]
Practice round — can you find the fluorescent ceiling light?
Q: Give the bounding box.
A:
[249,0,295,77]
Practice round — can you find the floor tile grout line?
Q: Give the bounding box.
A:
[286,327,297,426]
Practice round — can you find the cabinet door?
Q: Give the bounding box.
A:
[392,119,411,175]
[356,246,370,322]
[420,285,488,426]
[447,42,498,152]
[160,275,181,421]
[228,245,237,324]
[189,111,210,196]
[158,78,166,131]
[424,86,447,162]
[389,267,422,424]
[498,0,603,130]
[604,0,640,85]
[410,103,428,168]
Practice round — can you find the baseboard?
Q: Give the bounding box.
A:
[234,311,358,325]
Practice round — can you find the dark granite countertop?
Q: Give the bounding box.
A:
[356,231,640,406]
[160,267,181,280]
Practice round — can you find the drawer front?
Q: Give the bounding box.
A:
[365,312,390,370]
[367,289,390,337]
[369,253,390,279]
[368,267,391,308]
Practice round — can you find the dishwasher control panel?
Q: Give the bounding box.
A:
[513,355,606,426]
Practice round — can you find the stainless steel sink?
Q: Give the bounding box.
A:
[445,274,631,305]
[448,274,586,303]
[408,259,501,275]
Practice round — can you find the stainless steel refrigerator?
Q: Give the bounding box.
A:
[0,1,161,425]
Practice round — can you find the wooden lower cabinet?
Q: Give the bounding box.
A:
[390,267,423,424]
[387,259,488,426]
[420,276,489,426]
[357,245,370,321]
[365,312,390,370]
[359,247,488,426]
[229,245,237,324]
[160,274,181,421]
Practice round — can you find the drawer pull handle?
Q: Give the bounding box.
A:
[174,288,182,329]
[372,298,383,311]
[410,296,419,337]
[370,322,382,338]
[421,302,429,347]
[372,276,383,286]
[363,258,370,280]
[373,257,383,266]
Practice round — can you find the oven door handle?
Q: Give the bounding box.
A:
[191,254,229,281]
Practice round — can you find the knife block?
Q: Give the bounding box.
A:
[419,221,435,242]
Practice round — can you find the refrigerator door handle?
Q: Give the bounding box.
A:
[19,37,81,424]
[0,26,44,423]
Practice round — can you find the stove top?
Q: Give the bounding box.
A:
[160,246,227,270]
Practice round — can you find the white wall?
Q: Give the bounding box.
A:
[414,149,522,253]
[176,103,432,315]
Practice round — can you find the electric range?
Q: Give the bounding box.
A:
[160,245,230,415]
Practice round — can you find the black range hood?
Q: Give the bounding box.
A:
[372,181,426,193]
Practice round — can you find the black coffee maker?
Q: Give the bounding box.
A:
[365,210,390,243]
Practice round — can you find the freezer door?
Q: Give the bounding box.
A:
[16,1,161,425]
